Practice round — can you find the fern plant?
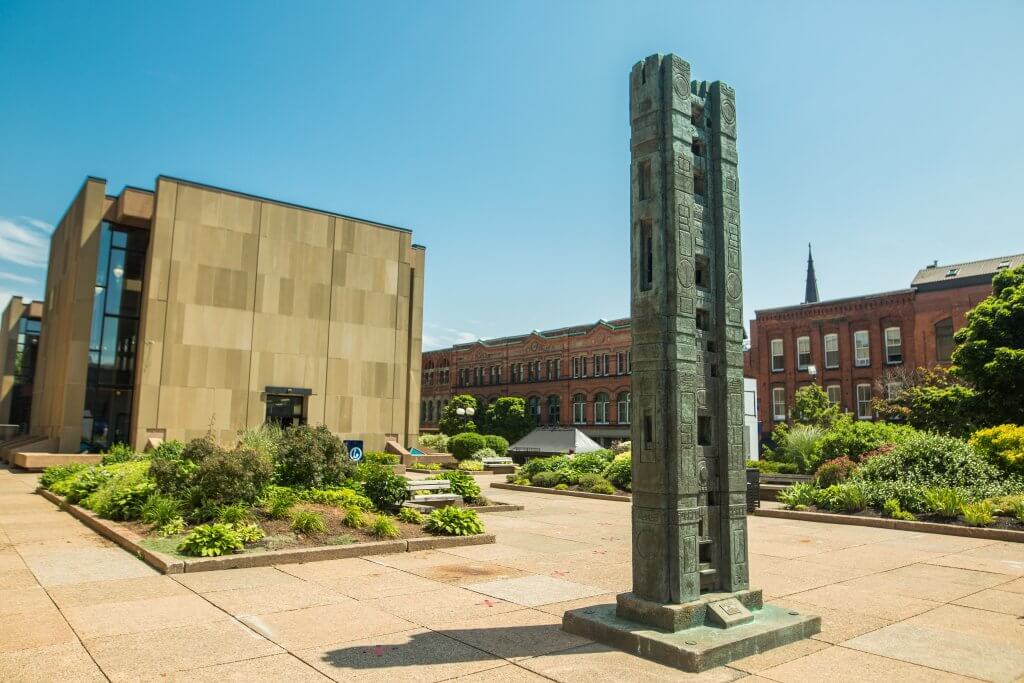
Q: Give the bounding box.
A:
[140,493,183,527]
[923,487,967,519]
[961,501,995,527]
[371,515,400,539]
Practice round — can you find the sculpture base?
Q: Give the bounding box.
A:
[563,591,820,672]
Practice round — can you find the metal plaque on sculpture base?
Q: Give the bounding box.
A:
[562,53,819,672]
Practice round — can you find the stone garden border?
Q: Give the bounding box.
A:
[755,506,1024,543]
[37,487,496,574]
[490,482,631,502]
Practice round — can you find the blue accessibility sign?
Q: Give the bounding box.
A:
[345,440,364,462]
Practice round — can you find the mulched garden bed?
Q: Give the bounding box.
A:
[490,482,631,502]
[797,505,1024,532]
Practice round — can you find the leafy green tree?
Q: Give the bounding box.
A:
[951,264,1024,426]
[438,394,479,436]
[481,397,534,444]
[873,367,977,438]
[790,384,841,428]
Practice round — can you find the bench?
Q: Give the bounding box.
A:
[404,479,462,511]
[481,456,515,474]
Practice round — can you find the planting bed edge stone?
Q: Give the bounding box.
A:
[491,482,631,502]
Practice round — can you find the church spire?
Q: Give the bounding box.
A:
[804,243,820,304]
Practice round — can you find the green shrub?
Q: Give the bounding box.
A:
[857,480,929,513]
[961,501,995,527]
[149,439,201,496]
[816,415,917,464]
[397,506,424,524]
[565,453,611,476]
[235,523,265,544]
[299,487,373,510]
[236,424,284,462]
[855,433,999,490]
[555,483,569,490]
[777,482,818,509]
[513,477,530,486]
[100,443,137,465]
[216,504,253,525]
[140,493,183,527]
[747,459,799,475]
[882,498,916,521]
[177,523,243,556]
[194,446,274,506]
[578,473,616,495]
[923,487,968,519]
[971,425,1024,474]
[40,463,89,489]
[425,506,485,536]
[815,484,867,513]
[449,432,487,461]
[814,456,857,487]
[483,435,509,456]
[55,466,114,503]
[530,471,563,488]
[82,461,154,520]
[343,505,367,528]
[602,454,632,492]
[371,515,400,539]
[519,456,569,480]
[772,424,825,474]
[458,459,484,471]
[157,516,185,537]
[612,440,631,455]
[471,447,497,461]
[263,486,299,518]
[359,464,408,509]
[411,462,442,471]
[364,451,400,465]
[418,433,449,453]
[429,471,481,502]
[291,510,327,534]
[1012,500,1024,523]
[275,425,351,489]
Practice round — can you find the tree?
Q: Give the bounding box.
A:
[790,384,840,428]
[873,366,977,438]
[438,395,479,436]
[480,397,534,444]
[951,264,1024,426]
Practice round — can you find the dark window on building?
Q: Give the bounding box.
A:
[693,170,706,198]
[640,219,653,291]
[697,415,711,446]
[696,308,710,331]
[83,222,149,451]
[695,256,709,288]
[690,139,703,157]
[638,160,652,201]
[935,318,955,363]
[267,394,306,427]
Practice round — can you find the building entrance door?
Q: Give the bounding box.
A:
[266,394,306,427]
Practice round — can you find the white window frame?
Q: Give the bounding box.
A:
[594,394,609,424]
[771,387,786,421]
[617,352,625,375]
[886,381,903,400]
[796,336,811,370]
[617,392,631,424]
[572,357,580,378]
[771,339,784,372]
[885,327,903,365]
[854,330,870,367]
[856,383,873,419]
[824,333,839,369]
[572,395,586,424]
[826,384,841,406]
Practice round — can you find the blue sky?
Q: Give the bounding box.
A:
[1,1,1021,349]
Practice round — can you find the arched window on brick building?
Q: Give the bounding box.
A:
[594,392,609,424]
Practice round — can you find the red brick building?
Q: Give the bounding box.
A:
[421,319,633,445]
[747,252,1023,431]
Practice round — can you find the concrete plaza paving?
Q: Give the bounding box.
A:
[2,465,1024,682]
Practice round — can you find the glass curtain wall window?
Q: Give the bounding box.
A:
[594,392,609,424]
[885,327,903,364]
[771,387,786,421]
[617,392,631,424]
[854,330,870,367]
[796,336,811,370]
[824,333,839,369]
[572,393,586,424]
[771,339,784,371]
[856,384,873,419]
[84,222,149,450]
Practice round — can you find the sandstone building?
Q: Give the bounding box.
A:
[29,176,424,453]
[0,296,42,432]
